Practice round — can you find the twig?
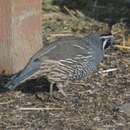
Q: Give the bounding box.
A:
[76,10,85,19]
[64,6,78,20]
[0,100,14,105]
[49,33,84,38]
[50,33,74,37]
[122,59,130,65]
[114,45,130,49]
[99,68,117,74]
[18,107,64,111]
[43,12,71,20]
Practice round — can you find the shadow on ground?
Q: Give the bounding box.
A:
[0,76,58,94]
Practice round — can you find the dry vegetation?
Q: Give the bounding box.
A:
[0,0,130,129]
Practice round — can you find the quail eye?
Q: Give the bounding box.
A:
[34,58,40,62]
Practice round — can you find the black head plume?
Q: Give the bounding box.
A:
[100,33,114,50]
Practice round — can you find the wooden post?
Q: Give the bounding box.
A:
[0,0,42,75]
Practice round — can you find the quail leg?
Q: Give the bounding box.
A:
[57,82,80,108]
[56,82,67,97]
[49,82,67,98]
[48,82,67,102]
[49,83,54,98]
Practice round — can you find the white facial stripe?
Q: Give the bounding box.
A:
[103,39,108,50]
[100,35,113,39]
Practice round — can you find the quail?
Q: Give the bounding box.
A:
[4,33,114,97]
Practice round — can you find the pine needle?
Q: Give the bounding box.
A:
[18,107,64,111]
[114,45,130,49]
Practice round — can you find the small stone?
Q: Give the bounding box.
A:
[119,103,130,116]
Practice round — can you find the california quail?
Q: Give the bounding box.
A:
[4,33,114,97]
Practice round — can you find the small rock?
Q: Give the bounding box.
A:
[119,103,130,116]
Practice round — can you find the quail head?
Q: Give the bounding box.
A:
[4,33,114,97]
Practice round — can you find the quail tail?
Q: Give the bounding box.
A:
[4,72,23,90]
[4,62,40,90]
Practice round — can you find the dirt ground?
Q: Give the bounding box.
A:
[0,3,130,130]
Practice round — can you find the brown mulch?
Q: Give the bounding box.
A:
[0,7,130,129]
